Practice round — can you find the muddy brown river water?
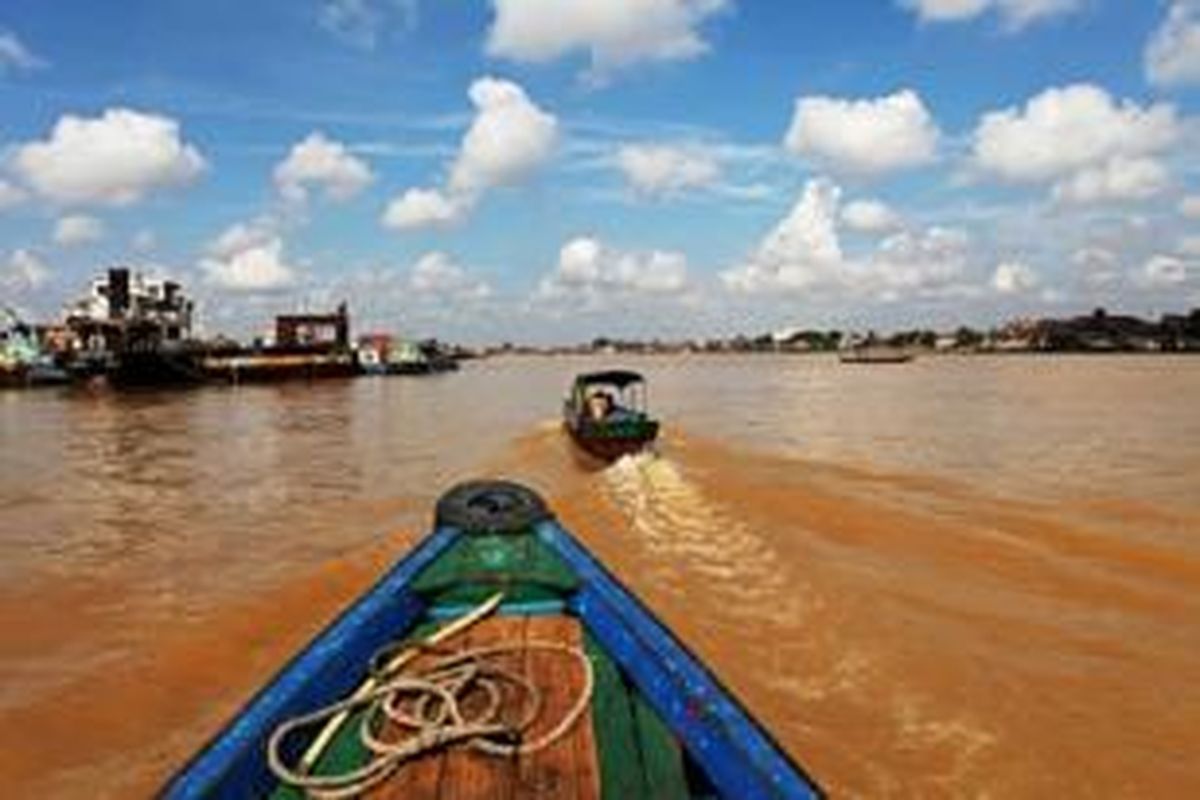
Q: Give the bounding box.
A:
[2,354,1198,797]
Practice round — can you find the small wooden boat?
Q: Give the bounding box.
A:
[164,481,820,799]
[563,370,660,461]
[838,346,914,364]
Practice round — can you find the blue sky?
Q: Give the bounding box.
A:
[1,0,1198,343]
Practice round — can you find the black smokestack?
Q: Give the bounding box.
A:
[108,268,130,318]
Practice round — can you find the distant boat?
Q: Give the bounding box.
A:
[358,336,460,376]
[838,346,914,364]
[162,480,821,799]
[1,314,70,388]
[563,369,659,461]
[0,356,71,388]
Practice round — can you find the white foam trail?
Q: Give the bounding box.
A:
[600,450,809,616]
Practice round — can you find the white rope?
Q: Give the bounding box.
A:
[266,636,593,799]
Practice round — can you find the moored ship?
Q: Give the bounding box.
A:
[200,307,358,384]
[58,269,359,387]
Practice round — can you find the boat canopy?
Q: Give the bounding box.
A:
[573,369,645,389]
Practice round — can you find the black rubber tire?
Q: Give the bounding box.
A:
[434,479,552,535]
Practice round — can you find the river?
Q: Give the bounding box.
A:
[2,354,1198,797]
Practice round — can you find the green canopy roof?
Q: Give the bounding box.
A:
[573,370,645,389]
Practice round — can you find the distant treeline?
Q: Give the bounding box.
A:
[495,308,1200,355]
[481,307,1200,356]
[767,308,1200,353]
[1028,308,1200,352]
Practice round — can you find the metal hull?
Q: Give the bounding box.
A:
[201,357,358,384]
[359,360,460,376]
[1,363,75,389]
[107,350,207,387]
[838,354,913,364]
[0,367,27,389]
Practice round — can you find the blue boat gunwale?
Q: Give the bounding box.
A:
[163,518,823,799]
[162,526,458,799]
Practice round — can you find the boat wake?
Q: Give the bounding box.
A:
[593,440,1001,795]
[600,449,814,621]
[488,423,1162,796]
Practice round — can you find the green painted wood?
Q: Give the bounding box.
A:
[632,692,690,800]
[268,710,369,800]
[584,634,647,800]
[268,623,443,799]
[584,633,692,800]
[410,531,579,606]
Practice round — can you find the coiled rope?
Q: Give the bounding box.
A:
[266,595,594,799]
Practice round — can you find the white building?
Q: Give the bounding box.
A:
[65,268,194,351]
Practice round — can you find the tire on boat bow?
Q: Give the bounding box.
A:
[435,479,552,535]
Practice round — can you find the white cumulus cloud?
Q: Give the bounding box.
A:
[538,236,689,299]
[53,214,105,247]
[1138,254,1189,287]
[899,0,1081,29]
[722,179,845,292]
[616,143,720,198]
[972,84,1177,182]
[972,84,1178,203]
[992,261,1040,293]
[487,0,729,83]
[381,188,465,230]
[784,89,940,176]
[382,76,557,231]
[10,108,206,207]
[448,77,559,195]
[1,248,49,294]
[200,219,297,292]
[274,131,374,204]
[1146,1,1200,88]
[870,226,971,294]
[1051,155,1169,205]
[841,199,903,233]
[722,177,971,298]
[900,0,991,22]
[409,251,491,300]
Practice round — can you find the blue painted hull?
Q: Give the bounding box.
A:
[164,515,821,799]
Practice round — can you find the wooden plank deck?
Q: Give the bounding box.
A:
[366,614,600,800]
[271,612,693,799]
